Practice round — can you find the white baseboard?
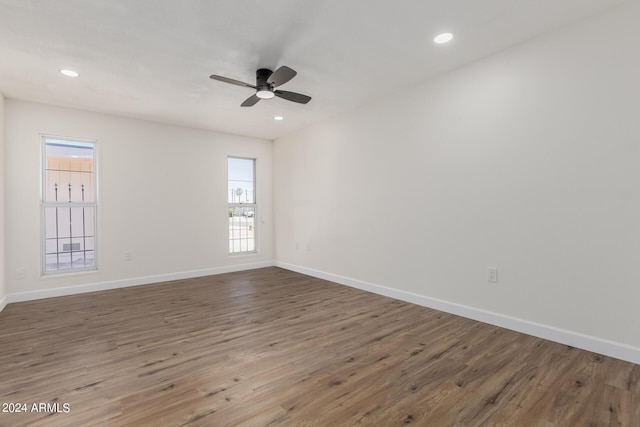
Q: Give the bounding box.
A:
[5,261,275,305]
[3,260,639,365]
[0,294,7,313]
[275,261,640,365]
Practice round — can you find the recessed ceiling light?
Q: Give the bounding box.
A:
[274,116,284,121]
[434,32,454,44]
[60,69,79,77]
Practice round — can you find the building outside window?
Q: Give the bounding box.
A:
[228,157,256,254]
[42,136,97,273]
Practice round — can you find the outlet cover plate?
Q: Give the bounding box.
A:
[487,267,498,283]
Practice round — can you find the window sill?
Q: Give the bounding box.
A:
[41,267,98,279]
[228,252,259,258]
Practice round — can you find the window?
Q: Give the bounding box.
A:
[42,136,97,273]
[228,157,256,254]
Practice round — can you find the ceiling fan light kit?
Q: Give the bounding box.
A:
[256,90,275,99]
[210,66,312,107]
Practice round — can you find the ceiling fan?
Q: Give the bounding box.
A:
[209,66,312,107]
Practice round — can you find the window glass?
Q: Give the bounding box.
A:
[42,137,97,272]
[228,157,256,254]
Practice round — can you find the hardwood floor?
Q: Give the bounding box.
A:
[0,267,638,426]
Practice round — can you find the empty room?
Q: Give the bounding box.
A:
[1,0,639,425]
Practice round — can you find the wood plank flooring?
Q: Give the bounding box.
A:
[0,267,638,426]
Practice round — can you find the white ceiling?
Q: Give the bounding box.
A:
[0,0,628,140]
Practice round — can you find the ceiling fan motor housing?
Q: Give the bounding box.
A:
[256,68,273,92]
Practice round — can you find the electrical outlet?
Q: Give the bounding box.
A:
[487,267,498,283]
[295,242,300,251]
[124,250,133,261]
[16,268,26,280]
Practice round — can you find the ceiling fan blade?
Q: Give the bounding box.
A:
[274,90,311,104]
[210,74,256,89]
[241,94,261,107]
[267,66,297,87]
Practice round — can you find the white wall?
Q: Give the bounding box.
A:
[5,100,273,296]
[274,1,640,353]
[0,93,6,308]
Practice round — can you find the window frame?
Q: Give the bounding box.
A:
[40,135,99,275]
[227,156,257,255]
